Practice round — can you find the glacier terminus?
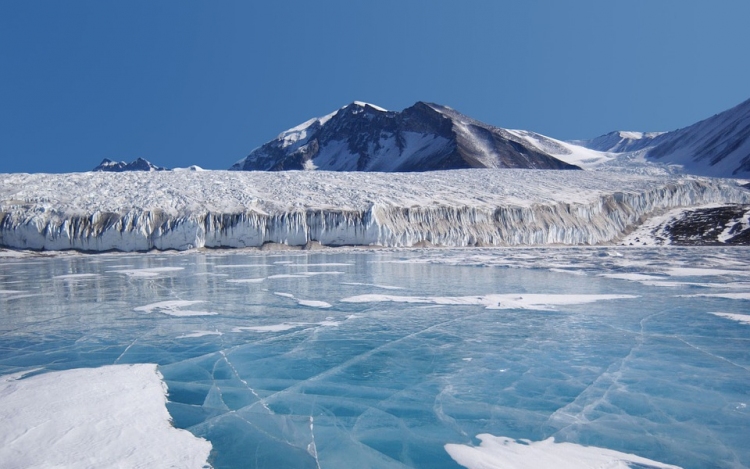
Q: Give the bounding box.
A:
[1,169,749,252]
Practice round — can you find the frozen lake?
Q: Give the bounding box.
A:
[1,247,749,468]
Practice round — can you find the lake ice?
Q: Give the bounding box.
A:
[1,247,749,469]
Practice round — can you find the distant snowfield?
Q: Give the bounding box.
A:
[0,365,212,469]
[1,169,748,252]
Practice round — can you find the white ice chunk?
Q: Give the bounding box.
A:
[226,278,266,283]
[445,434,681,469]
[711,312,750,325]
[681,293,750,300]
[108,267,184,277]
[341,282,405,290]
[233,323,303,333]
[664,267,747,277]
[176,330,223,338]
[341,293,637,311]
[52,273,100,279]
[0,365,212,469]
[275,291,332,308]
[297,299,332,308]
[134,300,218,316]
[601,273,666,281]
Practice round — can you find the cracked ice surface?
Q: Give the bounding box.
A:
[0,248,749,468]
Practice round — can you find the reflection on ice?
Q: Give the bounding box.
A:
[0,247,749,468]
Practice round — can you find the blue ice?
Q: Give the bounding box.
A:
[0,247,749,468]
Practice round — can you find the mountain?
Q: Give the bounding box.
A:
[92,158,167,172]
[231,101,580,172]
[574,98,750,177]
[569,131,666,154]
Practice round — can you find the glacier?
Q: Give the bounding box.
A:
[1,169,749,252]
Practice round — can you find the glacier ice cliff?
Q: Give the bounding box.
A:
[1,169,748,252]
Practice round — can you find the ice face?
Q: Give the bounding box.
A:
[0,247,749,469]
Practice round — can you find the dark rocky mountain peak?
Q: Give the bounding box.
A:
[230,101,580,172]
[92,158,168,172]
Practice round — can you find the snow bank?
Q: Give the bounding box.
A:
[1,169,748,252]
[0,364,212,469]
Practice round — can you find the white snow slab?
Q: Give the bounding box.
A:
[0,365,212,469]
[226,278,266,283]
[340,293,636,310]
[52,273,100,280]
[108,267,185,277]
[297,299,332,308]
[445,434,681,469]
[233,324,302,333]
[274,291,332,308]
[601,273,666,281]
[711,312,750,325]
[664,267,747,277]
[681,292,750,300]
[341,282,405,290]
[134,300,218,317]
[233,319,339,333]
[177,330,223,339]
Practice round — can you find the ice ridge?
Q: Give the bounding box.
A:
[1,170,748,252]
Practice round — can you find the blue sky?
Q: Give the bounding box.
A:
[1,1,748,173]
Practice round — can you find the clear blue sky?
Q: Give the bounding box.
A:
[1,1,748,173]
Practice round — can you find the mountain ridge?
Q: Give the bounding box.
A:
[231,101,581,172]
[92,158,167,172]
[574,97,750,177]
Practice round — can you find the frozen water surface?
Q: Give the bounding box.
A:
[1,247,749,469]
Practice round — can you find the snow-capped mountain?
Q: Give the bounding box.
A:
[92,158,167,172]
[231,102,581,172]
[575,98,750,177]
[569,131,666,154]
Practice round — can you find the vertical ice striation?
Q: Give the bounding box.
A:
[1,170,748,251]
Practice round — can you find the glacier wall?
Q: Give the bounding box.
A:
[1,170,748,252]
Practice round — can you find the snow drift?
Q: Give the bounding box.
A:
[1,169,748,252]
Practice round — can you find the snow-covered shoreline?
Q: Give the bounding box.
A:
[1,169,748,252]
